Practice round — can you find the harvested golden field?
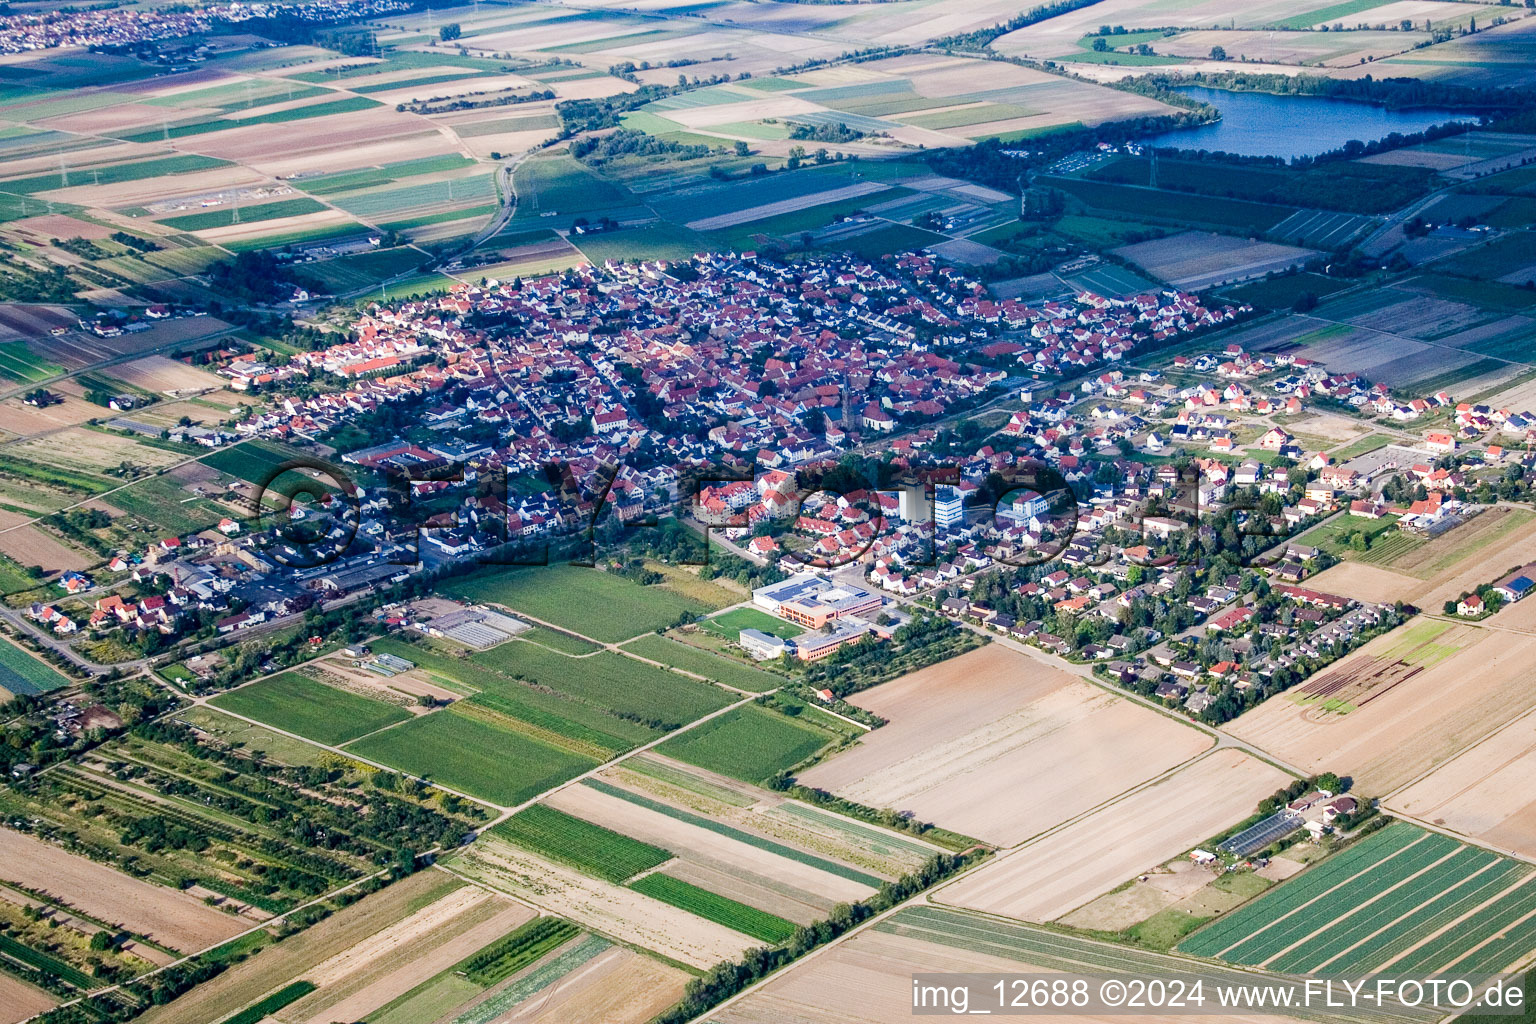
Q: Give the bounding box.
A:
[9,428,186,474]
[799,644,1211,847]
[107,355,226,394]
[712,913,1307,1024]
[1227,616,1536,794]
[284,884,536,1024]
[136,870,463,1024]
[0,829,247,953]
[501,944,691,1024]
[450,834,757,969]
[934,749,1289,922]
[1389,706,1536,860]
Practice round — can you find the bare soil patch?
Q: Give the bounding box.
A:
[1227,617,1536,794]
[935,749,1288,922]
[0,973,56,1024]
[507,945,690,1024]
[1389,706,1536,859]
[799,644,1211,847]
[0,829,246,952]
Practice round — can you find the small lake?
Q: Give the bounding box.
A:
[1142,86,1479,159]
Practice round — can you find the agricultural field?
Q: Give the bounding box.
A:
[622,633,786,692]
[935,749,1290,922]
[1179,823,1536,977]
[344,703,599,807]
[614,53,1173,157]
[1390,706,1536,861]
[1112,231,1318,291]
[493,805,672,884]
[448,832,760,969]
[655,702,846,784]
[364,912,686,1024]
[1227,614,1536,794]
[799,645,1211,847]
[1044,176,1295,234]
[1310,506,1536,607]
[132,870,465,1024]
[208,671,412,746]
[712,903,1437,1024]
[0,635,71,697]
[441,565,722,642]
[0,828,247,954]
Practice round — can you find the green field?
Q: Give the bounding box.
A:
[297,154,478,195]
[1327,433,1392,459]
[303,246,428,292]
[0,636,70,696]
[0,153,230,194]
[0,341,62,382]
[514,625,601,655]
[226,982,317,1024]
[1044,176,1294,233]
[453,916,580,986]
[511,152,630,222]
[1296,512,1401,557]
[118,96,384,142]
[630,873,796,942]
[475,641,733,728]
[199,440,327,500]
[368,637,665,748]
[156,196,328,232]
[346,706,598,806]
[104,475,228,534]
[492,804,670,883]
[621,634,784,692]
[1222,272,1352,310]
[656,703,833,783]
[1180,824,1536,975]
[569,222,708,266]
[210,672,411,746]
[701,607,802,639]
[442,565,721,642]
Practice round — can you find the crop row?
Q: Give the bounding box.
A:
[630,873,797,943]
[582,779,883,887]
[1221,832,1463,965]
[492,805,671,884]
[1392,879,1536,975]
[454,916,579,986]
[0,933,96,990]
[1268,846,1497,973]
[451,934,611,1024]
[225,981,316,1024]
[1327,861,1529,974]
[1179,824,1426,956]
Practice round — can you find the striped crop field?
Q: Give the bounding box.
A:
[1179,823,1536,976]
